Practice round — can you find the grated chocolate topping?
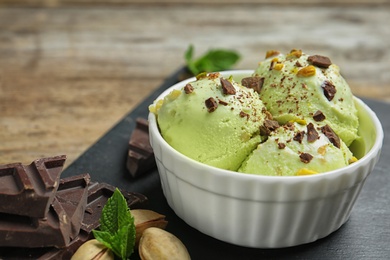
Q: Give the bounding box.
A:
[293,131,305,143]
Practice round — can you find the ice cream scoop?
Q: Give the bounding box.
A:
[238,121,355,176]
[254,50,359,146]
[149,72,269,171]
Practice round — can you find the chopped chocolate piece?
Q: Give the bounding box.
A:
[308,55,332,68]
[293,131,305,143]
[56,174,90,239]
[241,76,264,94]
[300,153,313,164]
[313,110,326,122]
[0,181,148,259]
[184,83,194,94]
[321,81,337,101]
[260,119,280,136]
[239,111,249,119]
[0,196,72,248]
[218,99,228,106]
[220,78,236,95]
[127,118,156,178]
[205,97,218,112]
[278,143,286,149]
[0,155,66,218]
[295,61,303,67]
[306,123,319,142]
[321,125,341,148]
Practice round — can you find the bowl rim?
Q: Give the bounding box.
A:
[149,70,384,183]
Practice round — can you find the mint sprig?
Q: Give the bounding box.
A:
[93,188,136,260]
[184,44,240,76]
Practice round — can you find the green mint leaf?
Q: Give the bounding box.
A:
[184,45,240,75]
[93,188,136,259]
[194,49,240,73]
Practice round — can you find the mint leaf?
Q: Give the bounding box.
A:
[93,188,136,259]
[184,45,240,75]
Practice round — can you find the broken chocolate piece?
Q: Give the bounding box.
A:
[220,78,236,95]
[205,97,218,112]
[321,125,341,148]
[0,155,66,218]
[278,143,286,149]
[260,119,280,136]
[321,81,337,101]
[0,181,148,259]
[241,76,264,94]
[300,153,313,164]
[56,174,90,239]
[126,118,156,178]
[307,55,332,68]
[184,83,194,94]
[313,110,326,122]
[306,123,319,142]
[293,131,305,143]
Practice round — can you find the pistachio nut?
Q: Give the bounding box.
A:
[139,227,191,260]
[71,239,114,260]
[131,209,168,245]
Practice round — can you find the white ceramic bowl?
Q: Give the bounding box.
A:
[148,70,384,248]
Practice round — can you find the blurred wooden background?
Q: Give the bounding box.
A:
[1,0,389,168]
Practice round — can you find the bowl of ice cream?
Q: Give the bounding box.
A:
[148,50,383,248]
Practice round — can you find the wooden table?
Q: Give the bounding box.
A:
[1,0,389,168]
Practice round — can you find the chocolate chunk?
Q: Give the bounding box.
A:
[126,118,156,178]
[321,124,341,148]
[306,123,319,142]
[307,55,332,68]
[0,174,89,248]
[0,181,148,259]
[278,143,286,149]
[300,153,313,164]
[313,110,326,122]
[218,99,228,106]
[241,76,264,94]
[260,119,280,136]
[205,97,218,112]
[220,78,236,95]
[56,174,90,239]
[0,155,66,218]
[321,81,337,101]
[184,83,194,94]
[293,131,305,143]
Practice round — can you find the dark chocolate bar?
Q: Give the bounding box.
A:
[126,118,156,177]
[0,173,89,248]
[0,155,66,218]
[55,173,90,239]
[0,181,148,259]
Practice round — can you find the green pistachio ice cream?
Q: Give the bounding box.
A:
[254,50,359,146]
[149,73,268,171]
[150,50,360,176]
[238,121,355,176]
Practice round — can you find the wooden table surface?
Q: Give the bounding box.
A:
[1,0,389,168]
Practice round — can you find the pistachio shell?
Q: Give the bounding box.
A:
[139,227,191,260]
[131,209,168,245]
[71,239,114,260]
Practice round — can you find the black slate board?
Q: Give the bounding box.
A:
[63,68,390,260]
